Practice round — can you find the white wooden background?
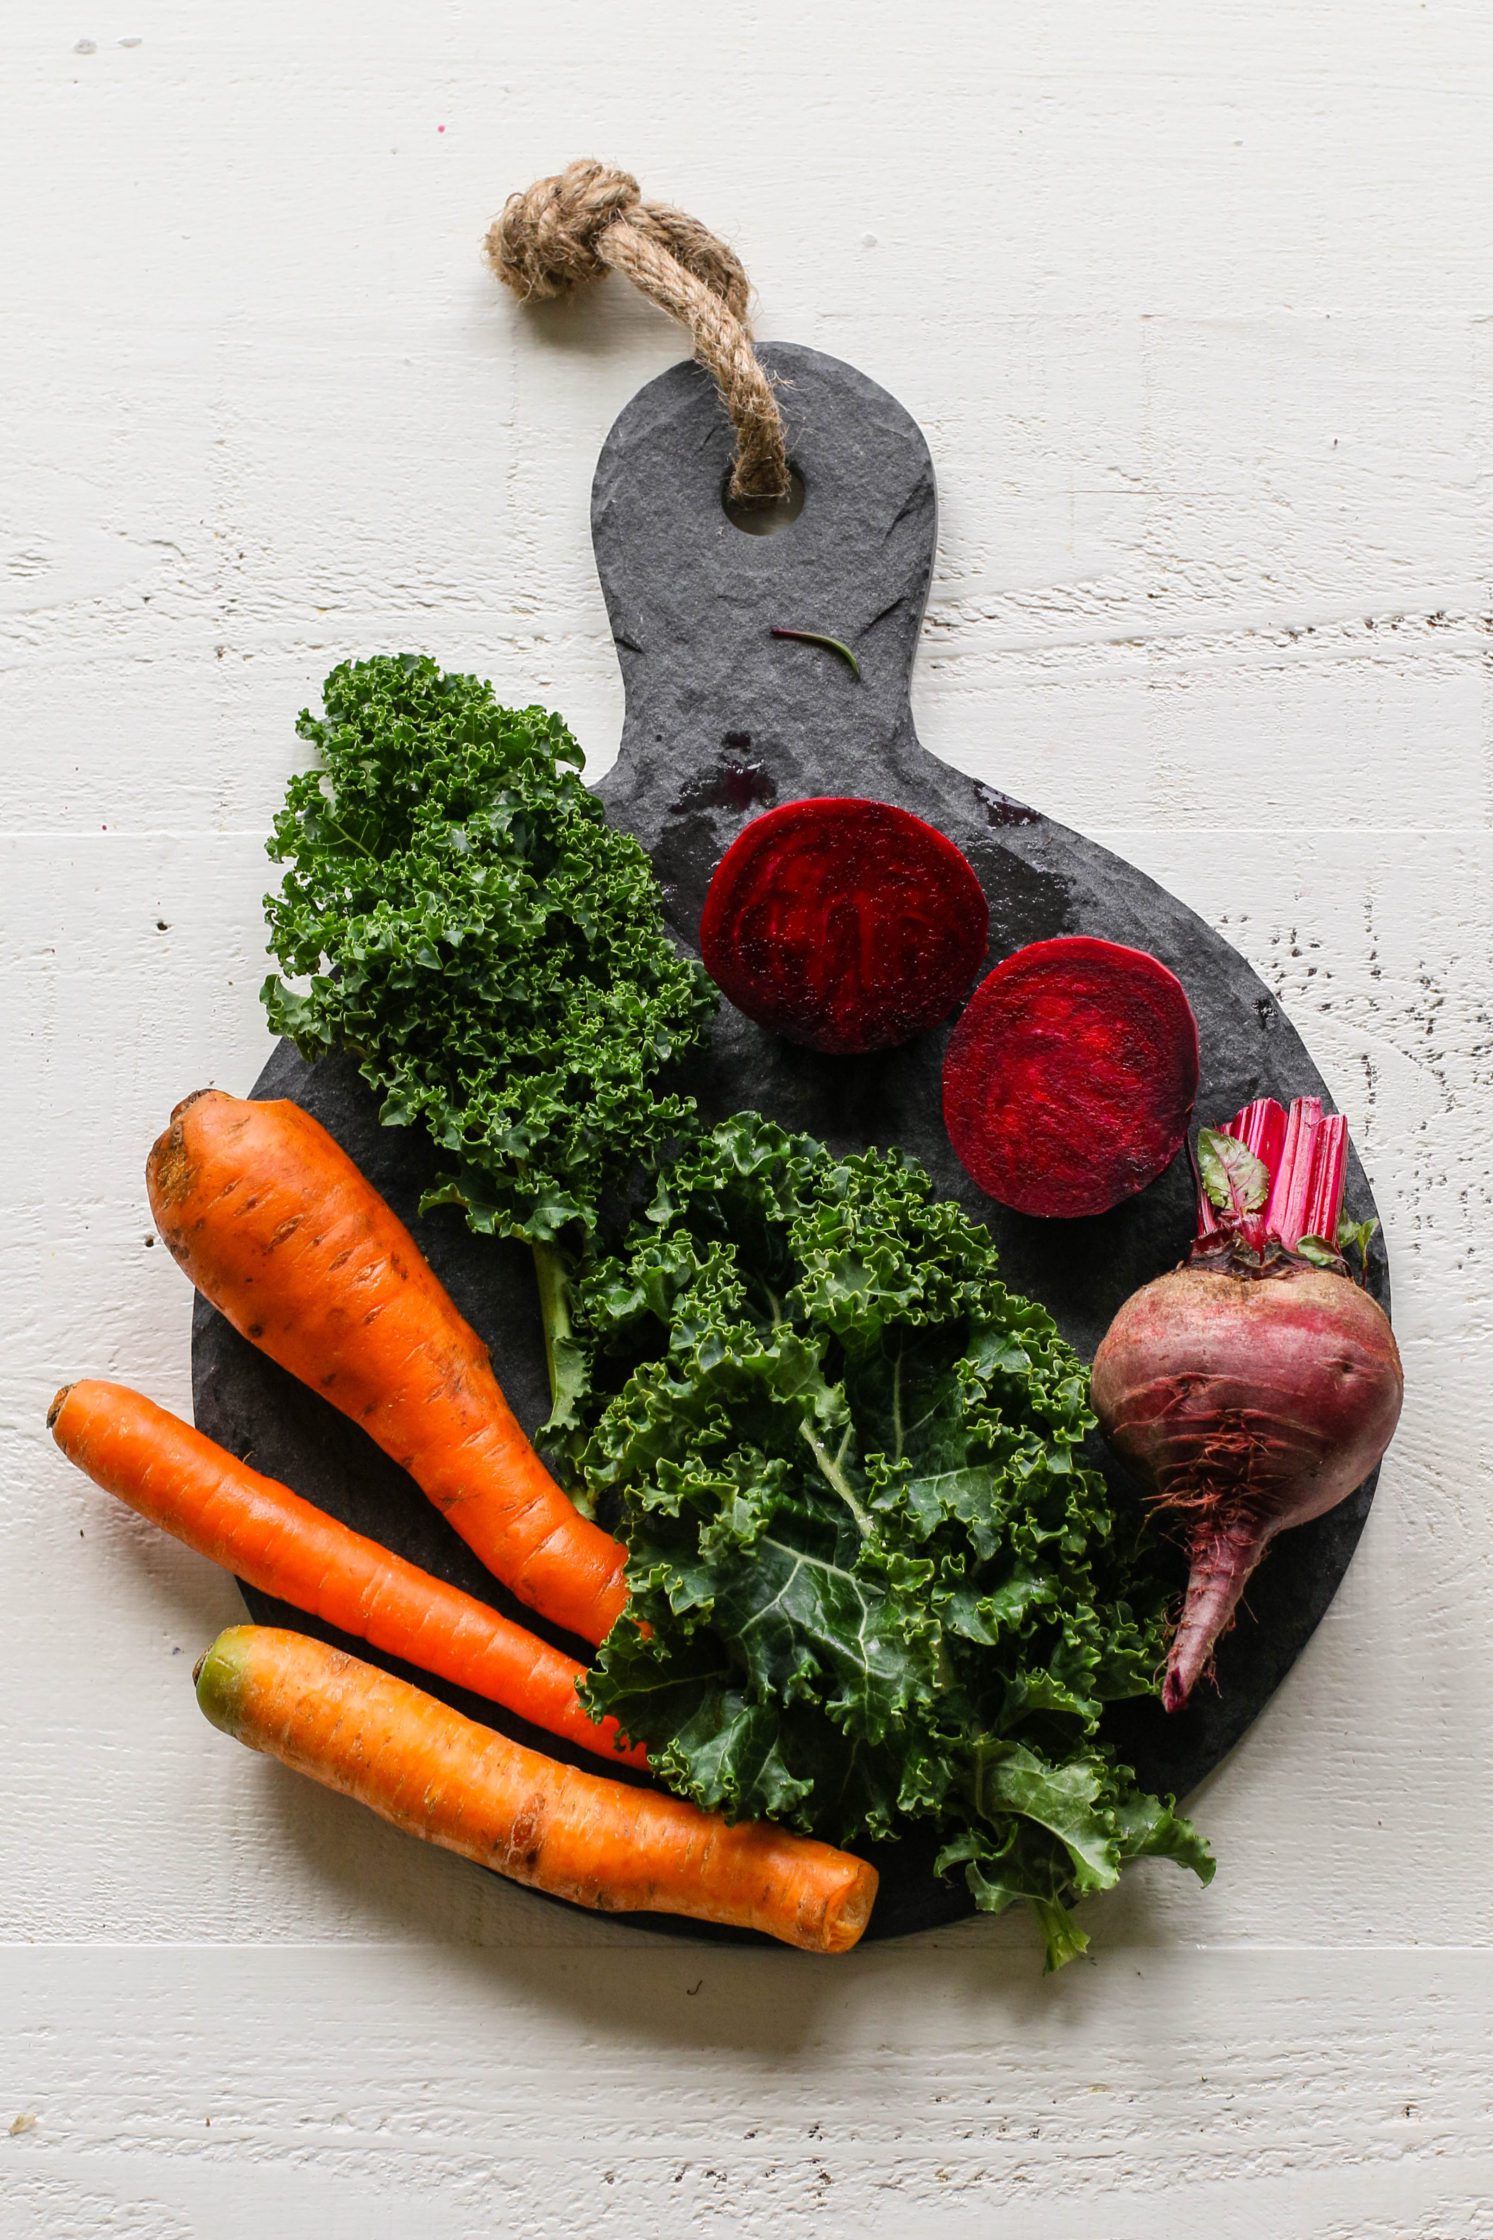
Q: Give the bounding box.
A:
[5,2,1491,2232]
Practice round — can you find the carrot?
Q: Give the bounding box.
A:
[146,1090,629,1646]
[196,1626,878,1952]
[49,1380,646,1770]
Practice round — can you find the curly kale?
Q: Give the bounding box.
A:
[261,656,716,1244]
[555,1113,1213,1969]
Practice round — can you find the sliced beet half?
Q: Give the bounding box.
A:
[699,797,989,1056]
[942,935,1200,1219]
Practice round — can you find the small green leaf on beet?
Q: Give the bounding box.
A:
[1337,1214,1380,1268]
[1197,1127,1271,1220]
[1296,1234,1341,1267]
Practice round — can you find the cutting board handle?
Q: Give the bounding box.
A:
[593,343,940,828]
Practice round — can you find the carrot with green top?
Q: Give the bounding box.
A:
[146,1090,629,1646]
[196,1626,878,1953]
[49,1379,645,1769]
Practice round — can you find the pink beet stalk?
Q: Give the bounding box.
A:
[1270,1095,1323,1250]
[1094,1094,1402,1714]
[1234,1096,1289,1179]
[1196,1097,1290,1250]
[1193,1095,1345,1256]
[1300,1112,1348,1248]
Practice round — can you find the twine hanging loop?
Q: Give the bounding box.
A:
[485,159,790,504]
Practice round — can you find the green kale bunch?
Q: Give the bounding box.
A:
[556,1113,1213,1968]
[262,655,716,1244]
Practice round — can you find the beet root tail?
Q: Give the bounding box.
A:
[1163,1518,1269,1713]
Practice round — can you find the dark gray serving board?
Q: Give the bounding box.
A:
[194,343,1385,1943]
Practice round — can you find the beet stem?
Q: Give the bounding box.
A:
[1194,1098,1285,1250]
[1269,1096,1323,1249]
[1226,1098,1287,1251]
[1303,1112,1349,1244]
[1198,1095,1348,1256]
[1232,1097,1287,1167]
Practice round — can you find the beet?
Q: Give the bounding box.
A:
[941,936,1200,1218]
[699,797,989,1055]
[1091,1096,1404,1711]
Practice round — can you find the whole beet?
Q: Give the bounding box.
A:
[1092,1261,1403,1711]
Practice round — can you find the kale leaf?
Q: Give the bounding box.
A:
[261,655,717,1244]
[556,1113,1213,1968]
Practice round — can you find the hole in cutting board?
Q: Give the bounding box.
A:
[723,466,806,535]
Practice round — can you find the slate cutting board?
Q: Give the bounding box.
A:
[193,343,1386,1942]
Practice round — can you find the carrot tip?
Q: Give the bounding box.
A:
[46,1385,73,1432]
[194,1627,252,1730]
[822,1863,879,1953]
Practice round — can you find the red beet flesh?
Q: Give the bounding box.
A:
[1092,1264,1403,1711]
[699,798,989,1055]
[941,936,1200,1218]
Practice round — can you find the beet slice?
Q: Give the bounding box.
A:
[942,936,1200,1218]
[699,797,989,1055]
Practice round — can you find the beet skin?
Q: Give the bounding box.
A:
[1092,1262,1403,1710]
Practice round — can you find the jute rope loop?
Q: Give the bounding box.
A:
[485,159,791,504]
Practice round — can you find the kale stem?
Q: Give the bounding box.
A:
[769,626,862,680]
[531,1239,574,1415]
[321,806,377,860]
[798,1420,873,1540]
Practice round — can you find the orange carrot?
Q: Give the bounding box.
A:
[146,1090,629,1646]
[50,1380,646,1770]
[196,1626,878,1953]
